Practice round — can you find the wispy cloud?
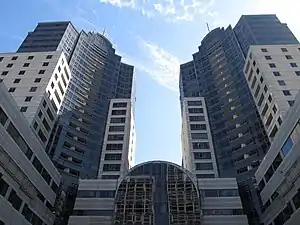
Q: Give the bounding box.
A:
[97,0,215,22]
[120,37,180,91]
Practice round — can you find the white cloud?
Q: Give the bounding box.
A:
[97,0,215,22]
[120,37,180,91]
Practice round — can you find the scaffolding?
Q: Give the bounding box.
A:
[113,162,201,225]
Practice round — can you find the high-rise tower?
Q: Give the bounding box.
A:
[17,22,136,224]
[180,15,298,225]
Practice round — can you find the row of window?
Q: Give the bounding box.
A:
[188,108,204,114]
[195,163,213,170]
[202,209,243,215]
[2,69,46,76]
[0,107,58,193]
[192,142,210,149]
[0,54,52,63]
[258,120,300,194]
[260,47,300,53]
[73,210,113,216]
[103,164,121,171]
[264,55,294,60]
[113,102,127,108]
[187,100,202,106]
[0,174,44,225]
[201,188,239,197]
[77,190,115,198]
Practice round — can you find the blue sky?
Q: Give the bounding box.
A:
[1,0,300,166]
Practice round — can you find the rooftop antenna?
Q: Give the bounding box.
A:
[102,28,106,36]
[206,23,211,32]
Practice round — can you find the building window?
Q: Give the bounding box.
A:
[282,137,294,156]
[38,70,45,74]
[23,63,30,67]
[261,48,268,52]
[259,76,264,83]
[295,71,300,76]
[110,117,126,123]
[265,114,273,127]
[278,117,282,125]
[103,164,121,171]
[46,55,52,59]
[6,63,13,68]
[46,109,54,121]
[278,80,286,86]
[11,56,18,60]
[38,129,47,143]
[29,87,37,92]
[187,100,202,106]
[64,67,70,80]
[20,107,27,112]
[38,110,43,118]
[265,56,272,60]
[288,101,295,106]
[58,66,61,72]
[291,63,298,67]
[42,119,51,132]
[8,87,16,92]
[108,134,124,141]
[256,68,260,74]
[42,62,49,66]
[192,142,210,149]
[18,70,25,75]
[112,110,126,115]
[188,108,203,114]
[54,73,58,80]
[58,81,64,95]
[0,178,9,197]
[1,71,8,75]
[0,107,8,126]
[33,122,38,130]
[293,191,300,209]
[194,152,211,159]
[109,125,125,132]
[273,71,281,76]
[282,90,291,96]
[106,144,123,150]
[196,174,215,178]
[0,57,3,62]
[13,79,21,83]
[262,104,269,117]
[113,102,127,108]
[264,85,268,92]
[269,63,276,68]
[189,116,205,121]
[191,133,208,139]
[27,56,34,60]
[273,105,277,113]
[281,48,288,52]
[195,163,213,170]
[105,153,122,161]
[268,95,272,102]
[253,60,256,66]
[54,90,61,103]
[34,78,41,83]
[6,122,33,159]
[285,55,293,59]
[190,124,206,131]
[8,189,22,211]
[25,96,32,102]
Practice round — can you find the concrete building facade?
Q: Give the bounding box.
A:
[0,83,61,225]
[179,15,299,224]
[255,91,300,225]
[97,99,136,179]
[181,97,219,179]
[69,161,248,225]
[18,21,79,61]
[244,44,300,140]
[0,51,71,147]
